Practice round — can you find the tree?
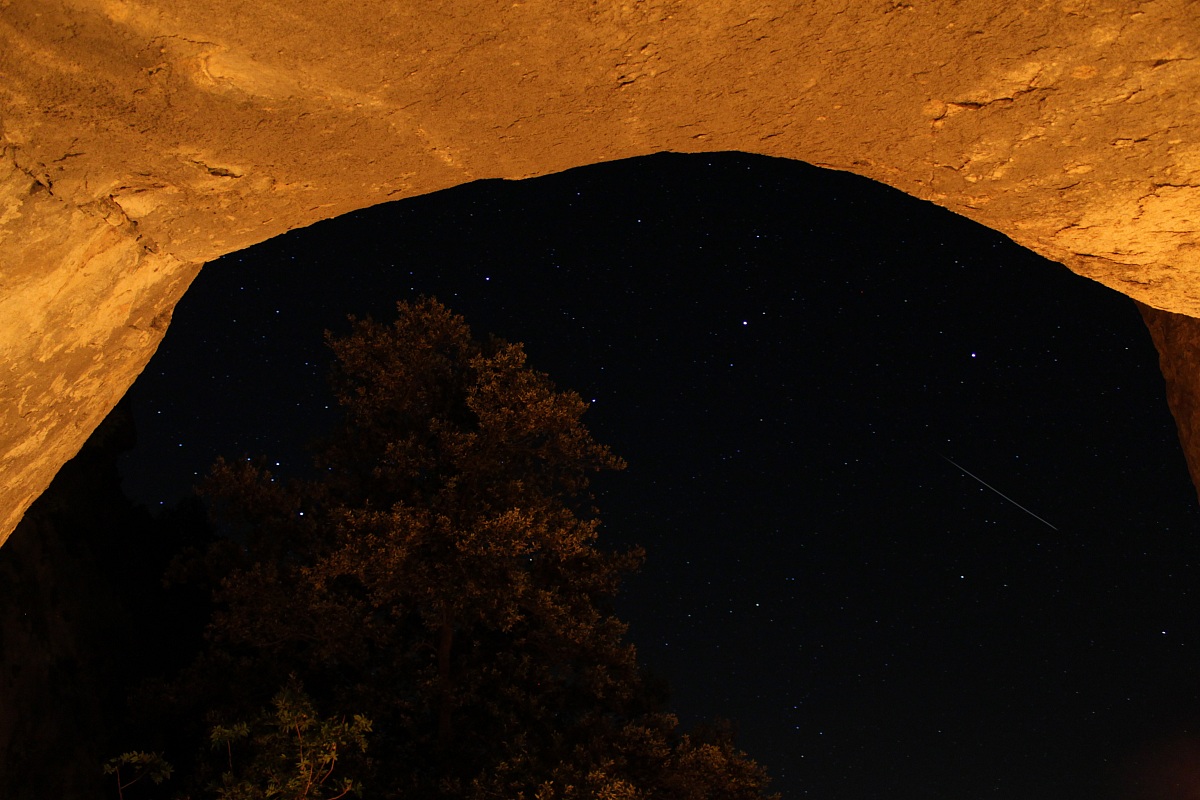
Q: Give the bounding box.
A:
[166,298,776,798]
[205,680,371,800]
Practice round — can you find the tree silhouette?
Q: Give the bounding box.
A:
[163,298,776,799]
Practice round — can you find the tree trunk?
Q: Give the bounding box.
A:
[436,612,454,749]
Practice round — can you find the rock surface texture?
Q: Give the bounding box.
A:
[1,0,1198,544]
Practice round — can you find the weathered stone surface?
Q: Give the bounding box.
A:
[0,0,1198,545]
[0,149,199,542]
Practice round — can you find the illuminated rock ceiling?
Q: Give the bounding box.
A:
[1,0,1197,543]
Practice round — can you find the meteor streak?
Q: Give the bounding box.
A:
[941,455,1058,531]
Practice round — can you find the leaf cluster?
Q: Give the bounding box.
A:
[104,751,173,800]
[206,680,371,800]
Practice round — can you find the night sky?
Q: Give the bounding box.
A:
[117,152,1200,800]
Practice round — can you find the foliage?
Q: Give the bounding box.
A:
[474,713,777,800]
[205,680,371,800]
[103,751,172,800]
[153,298,776,798]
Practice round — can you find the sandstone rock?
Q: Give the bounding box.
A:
[1139,302,1200,506]
[0,0,1197,544]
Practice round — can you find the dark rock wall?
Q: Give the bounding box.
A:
[0,403,167,799]
[1139,303,1200,507]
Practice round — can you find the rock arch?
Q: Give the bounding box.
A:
[1,0,1198,544]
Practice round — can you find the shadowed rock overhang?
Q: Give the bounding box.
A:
[1,0,1198,544]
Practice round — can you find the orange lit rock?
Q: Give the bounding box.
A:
[1,0,1197,543]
